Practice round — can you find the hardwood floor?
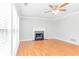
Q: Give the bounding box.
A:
[16,39,79,56]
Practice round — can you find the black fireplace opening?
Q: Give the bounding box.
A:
[35,31,44,40]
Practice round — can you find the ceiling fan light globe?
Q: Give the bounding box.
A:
[52,10,59,15]
[56,10,60,13]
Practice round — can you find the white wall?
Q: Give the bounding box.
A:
[12,4,19,56]
[20,17,56,41]
[0,3,11,56]
[53,12,79,43]
[20,12,79,45]
[0,3,20,56]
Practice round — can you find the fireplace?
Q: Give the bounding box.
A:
[35,31,44,40]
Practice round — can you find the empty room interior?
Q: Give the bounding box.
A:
[13,3,79,56]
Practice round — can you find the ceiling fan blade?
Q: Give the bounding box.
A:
[49,4,57,10]
[49,4,53,8]
[59,9,66,11]
[49,4,55,10]
[59,3,69,8]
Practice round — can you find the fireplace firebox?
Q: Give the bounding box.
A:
[35,31,44,40]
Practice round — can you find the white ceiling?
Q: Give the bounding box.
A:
[15,3,79,20]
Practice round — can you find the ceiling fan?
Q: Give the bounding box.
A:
[45,3,69,15]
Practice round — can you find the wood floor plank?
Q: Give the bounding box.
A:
[16,39,79,56]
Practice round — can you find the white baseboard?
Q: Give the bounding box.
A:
[20,39,47,41]
[20,39,33,41]
[52,37,79,46]
[20,37,79,46]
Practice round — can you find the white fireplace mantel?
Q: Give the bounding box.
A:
[33,27,46,40]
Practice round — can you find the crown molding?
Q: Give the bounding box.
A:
[19,11,79,21]
[53,11,79,21]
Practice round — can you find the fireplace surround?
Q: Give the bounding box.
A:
[35,31,44,40]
